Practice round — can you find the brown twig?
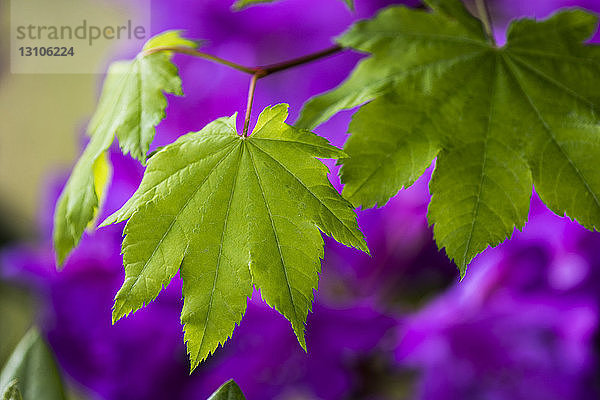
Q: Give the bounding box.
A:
[257,45,343,76]
[142,44,344,77]
[142,46,258,74]
[144,44,346,136]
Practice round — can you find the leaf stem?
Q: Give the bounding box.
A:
[258,45,343,76]
[142,46,259,75]
[475,0,496,46]
[144,44,345,136]
[142,45,344,77]
[243,73,259,137]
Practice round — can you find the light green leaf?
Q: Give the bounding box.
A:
[207,380,246,400]
[102,104,367,371]
[143,30,198,50]
[89,30,198,163]
[312,1,600,275]
[0,329,66,400]
[53,30,197,266]
[233,0,279,10]
[53,133,113,266]
[233,0,353,11]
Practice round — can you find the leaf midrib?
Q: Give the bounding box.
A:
[245,143,300,324]
[115,141,241,316]
[460,58,498,268]
[195,144,245,361]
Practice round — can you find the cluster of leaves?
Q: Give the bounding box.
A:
[54,29,367,370]
[53,0,600,370]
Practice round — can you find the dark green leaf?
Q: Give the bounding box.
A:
[300,1,600,276]
[0,329,65,400]
[207,380,246,400]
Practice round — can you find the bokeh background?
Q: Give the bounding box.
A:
[2,0,600,399]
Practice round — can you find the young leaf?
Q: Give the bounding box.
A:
[0,329,66,400]
[233,0,279,9]
[233,0,353,11]
[207,380,246,400]
[102,104,367,371]
[300,0,600,276]
[53,135,113,266]
[89,30,198,164]
[53,30,197,266]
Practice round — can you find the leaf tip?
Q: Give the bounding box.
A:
[97,218,112,229]
[352,235,370,256]
[292,326,308,352]
[455,257,469,281]
[299,337,308,353]
[189,360,200,375]
[53,241,70,270]
[111,302,127,325]
[344,0,355,12]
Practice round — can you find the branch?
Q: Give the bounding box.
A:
[142,46,258,74]
[258,45,344,76]
[144,44,346,137]
[142,45,345,78]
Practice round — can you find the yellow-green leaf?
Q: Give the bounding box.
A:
[102,104,367,371]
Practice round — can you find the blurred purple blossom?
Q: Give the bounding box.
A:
[395,195,600,399]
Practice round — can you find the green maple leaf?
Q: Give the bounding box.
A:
[89,30,198,164]
[298,0,600,276]
[101,104,367,370]
[53,31,197,266]
[233,0,353,11]
[207,380,246,400]
[53,135,113,266]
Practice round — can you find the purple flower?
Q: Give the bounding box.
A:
[185,298,395,400]
[394,197,600,400]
